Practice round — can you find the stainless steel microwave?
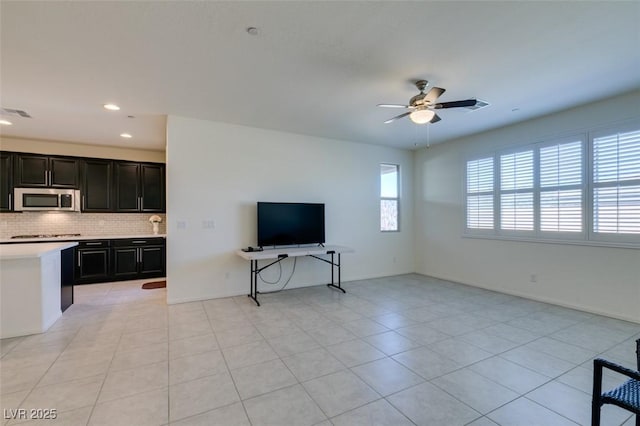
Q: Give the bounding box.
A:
[14,188,81,212]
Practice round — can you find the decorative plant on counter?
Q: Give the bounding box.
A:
[149,215,162,235]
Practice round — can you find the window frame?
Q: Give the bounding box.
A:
[463,118,639,248]
[380,163,400,232]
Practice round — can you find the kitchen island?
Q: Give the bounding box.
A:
[0,242,77,338]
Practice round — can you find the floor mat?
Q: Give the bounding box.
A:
[142,280,166,289]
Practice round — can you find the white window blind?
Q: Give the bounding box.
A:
[539,141,583,232]
[593,129,640,234]
[500,150,533,231]
[466,157,494,229]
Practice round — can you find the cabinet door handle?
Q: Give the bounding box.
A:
[86,242,102,246]
[82,195,85,210]
[132,240,146,244]
[44,170,48,185]
[77,252,81,266]
[49,170,52,185]
[8,194,11,210]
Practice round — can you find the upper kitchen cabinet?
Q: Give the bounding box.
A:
[81,159,113,212]
[15,154,78,188]
[0,152,13,211]
[115,162,165,212]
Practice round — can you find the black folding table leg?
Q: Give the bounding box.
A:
[327,252,345,293]
[248,259,260,306]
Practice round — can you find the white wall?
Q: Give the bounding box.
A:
[414,91,640,322]
[166,116,414,304]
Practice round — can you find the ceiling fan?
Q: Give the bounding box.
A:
[378,80,483,124]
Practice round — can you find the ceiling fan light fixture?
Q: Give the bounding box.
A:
[409,108,435,124]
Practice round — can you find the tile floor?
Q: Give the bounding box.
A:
[1,274,639,425]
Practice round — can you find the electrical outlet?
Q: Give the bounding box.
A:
[203,220,215,229]
[530,274,537,283]
[177,221,187,230]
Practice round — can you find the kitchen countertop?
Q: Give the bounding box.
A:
[0,234,166,244]
[0,242,79,259]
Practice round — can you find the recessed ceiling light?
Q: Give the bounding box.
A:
[120,133,132,138]
[104,103,120,111]
[0,119,12,125]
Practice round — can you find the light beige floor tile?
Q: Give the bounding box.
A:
[363,331,422,356]
[487,397,578,426]
[325,339,385,368]
[281,347,345,382]
[169,372,239,422]
[169,349,227,385]
[169,320,214,341]
[109,341,168,372]
[118,328,168,352]
[306,325,357,347]
[431,368,519,414]
[231,358,297,400]
[469,356,550,394]
[215,326,263,348]
[387,382,481,426]
[330,398,414,426]
[243,384,326,426]
[20,376,103,414]
[98,361,168,403]
[222,340,279,370]
[267,331,320,357]
[169,334,218,360]
[89,388,168,426]
[302,370,380,417]
[351,357,424,396]
[169,401,250,426]
[392,346,461,380]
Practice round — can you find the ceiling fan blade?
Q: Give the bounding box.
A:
[430,114,441,124]
[434,99,478,109]
[377,103,412,109]
[384,111,411,124]
[423,87,446,103]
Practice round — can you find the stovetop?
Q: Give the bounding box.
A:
[11,233,82,239]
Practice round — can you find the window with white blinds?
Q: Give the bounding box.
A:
[464,120,639,246]
[466,157,494,229]
[500,150,534,231]
[593,129,640,235]
[539,140,583,232]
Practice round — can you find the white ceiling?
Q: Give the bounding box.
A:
[1,1,639,151]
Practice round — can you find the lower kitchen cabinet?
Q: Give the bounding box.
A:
[75,240,111,284]
[112,239,165,280]
[74,237,165,284]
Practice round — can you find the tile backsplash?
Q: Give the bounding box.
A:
[0,212,166,239]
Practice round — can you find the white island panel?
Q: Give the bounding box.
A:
[0,242,77,338]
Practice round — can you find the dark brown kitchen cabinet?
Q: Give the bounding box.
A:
[0,152,12,211]
[111,238,166,280]
[115,162,165,212]
[81,159,113,212]
[15,154,78,188]
[75,240,111,284]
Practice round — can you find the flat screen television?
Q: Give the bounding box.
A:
[257,202,325,247]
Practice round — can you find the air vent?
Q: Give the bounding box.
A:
[1,108,31,118]
[466,99,489,111]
